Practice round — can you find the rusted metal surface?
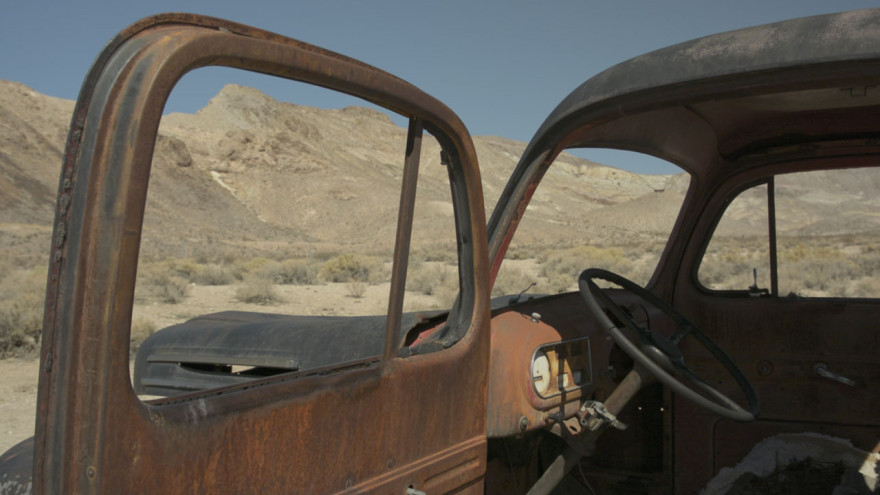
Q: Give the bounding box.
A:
[35,14,490,494]
[385,118,424,361]
[486,309,593,438]
[485,292,655,438]
[486,293,674,487]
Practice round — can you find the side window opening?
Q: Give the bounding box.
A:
[133,69,465,398]
[698,183,771,294]
[698,167,880,298]
[776,169,880,298]
[403,142,460,314]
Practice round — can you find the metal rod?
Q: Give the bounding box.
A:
[385,117,423,360]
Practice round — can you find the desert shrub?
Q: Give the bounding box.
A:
[699,236,880,296]
[845,276,880,298]
[345,281,367,298]
[217,259,246,281]
[0,297,43,357]
[243,257,273,273]
[192,263,236,286]
[139,258,213,285]
[493,266,536,297]
[623,259,658,287]
[310,248,342,262]
[0,266,46,357]
[417,247,457,264]
[778,241,843,264]
[165,258,200,281]
[277,259,319,285]
[186,243,245,265]
[408,262,453,296]
[139,263,190,303]
[774,238,871,296]
[698,251,762,289]
[539,245,631,293]
[407,260,458,308]
[235,274,282,305]
[129,317,157,356]
[431,279,461,309]
[320,254,374,283]
[504,245,543,260]
[226,257,275,281]
[252,260,282,282]
[150,274,190,303]
[779,257,860,296]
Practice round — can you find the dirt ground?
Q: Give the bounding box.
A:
[0,357,38,454]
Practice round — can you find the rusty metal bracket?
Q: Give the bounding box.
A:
[577,400,628,432]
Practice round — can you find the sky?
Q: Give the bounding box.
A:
[2,0,879,174]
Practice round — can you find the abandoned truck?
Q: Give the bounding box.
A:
[2,7,880,494]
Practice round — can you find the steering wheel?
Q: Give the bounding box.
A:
[578,268,759,421]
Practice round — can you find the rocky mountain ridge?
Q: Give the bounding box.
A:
[0,80,674,262]
[3,79,876,267]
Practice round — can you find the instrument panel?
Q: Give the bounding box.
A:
[530,337,592,399]
[486,297,611,438]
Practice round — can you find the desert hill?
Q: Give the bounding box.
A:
[0,80,676,264]
[2,79,879,267]
[0,82,73,225]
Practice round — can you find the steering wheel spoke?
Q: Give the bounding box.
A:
[579,268,759,422]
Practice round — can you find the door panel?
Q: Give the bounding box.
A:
[684,297,879,423]
[671,166,880,491]
[35,14,490,493]
[672,294,880,491]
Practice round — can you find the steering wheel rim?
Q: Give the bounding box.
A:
[578,268,759,421]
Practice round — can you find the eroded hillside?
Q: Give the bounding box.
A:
[0,80,681,264]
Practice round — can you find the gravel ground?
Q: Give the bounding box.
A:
[0,358,38,454]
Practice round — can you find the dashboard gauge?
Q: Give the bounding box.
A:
[531,351,551,396]
[530,337,593,399]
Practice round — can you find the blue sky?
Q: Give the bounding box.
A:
[2,1,878,174]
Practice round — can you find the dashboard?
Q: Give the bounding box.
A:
[485,292,624,438]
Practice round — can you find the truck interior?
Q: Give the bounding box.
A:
[1,9,878,495]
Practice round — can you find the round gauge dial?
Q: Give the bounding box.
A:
[531,351,551,396]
